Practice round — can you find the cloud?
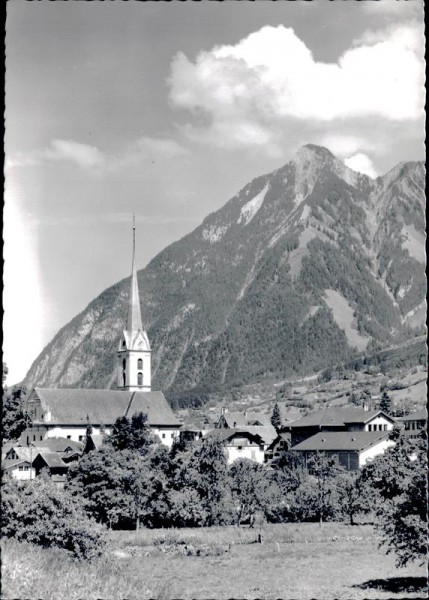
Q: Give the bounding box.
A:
[45,139,105,169]
[169,23,425,153]
[344,153,378,179]
[318,135,381,158]
[6,136,190,173]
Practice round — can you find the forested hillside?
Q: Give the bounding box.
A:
[23,145,426,400]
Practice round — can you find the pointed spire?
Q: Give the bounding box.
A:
[126,214,143,333]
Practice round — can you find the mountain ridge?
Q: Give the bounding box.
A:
[22,145,426,399]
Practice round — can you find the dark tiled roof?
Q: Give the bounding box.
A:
[220,412,271,428]
[239,425,278,446]
[206,429,264,445]
[38,438,84,453]
[290,431,389,452]
[289,407,393,428]
[396,408,427,422]
[34,452,67,468]
[31,388,180,427]
[2,459,31,470]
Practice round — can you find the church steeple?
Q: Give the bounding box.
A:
[117,216,152,392]
[126,215,143,334]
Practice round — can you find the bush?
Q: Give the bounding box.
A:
[1,475,107,560]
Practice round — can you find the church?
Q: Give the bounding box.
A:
[20,222,182,449]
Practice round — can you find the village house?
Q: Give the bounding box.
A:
[264,432,291,463]
[288,407,395,447]
[395,408,427,439]
[290,431,395,471]
[2,437,83,481]
[208,429,266,464]
[216,409,272,428]
[20,224,182,451]
[2,459,36,480]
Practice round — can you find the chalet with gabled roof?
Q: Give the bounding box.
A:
[288,407,395,446]
[290,431,395,471]
[206,429,266,464]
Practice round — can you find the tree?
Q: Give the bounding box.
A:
[105,411,153,452]
[67,445,137,527]
[307,452,342,527]
[361,428,427,566]
[379,390,392,414]
[170,437,231,527]
[1,386,31,442]
[1,474,107,560]
[270,402,282,432]
[335,471,370,525]
[67,443,171,530]
[229,459,270,526]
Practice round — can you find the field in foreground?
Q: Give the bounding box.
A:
[1,523,427,600]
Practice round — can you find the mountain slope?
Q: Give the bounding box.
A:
[23,145,426,396]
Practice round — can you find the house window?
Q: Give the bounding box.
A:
[33,435,36,441]
[171,433,175,438]
[79,435,84,441]
[368,424,372,431]
[138,372,143,386]
[40,435,43,441]
[19,466,23,471]
[123,358,126,370]
[26,436,29,444]
[383,424,387,431]
[123,372,126,386]
[238,446,243,450]
[67,435,71,439]
[24,466,29,471]
[162,433,166,439]
[137,358,143,369]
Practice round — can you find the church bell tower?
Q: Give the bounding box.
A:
[117,217,151,392]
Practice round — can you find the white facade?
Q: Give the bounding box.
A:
[359,438,395,467]
[22,425,111,445]
[224,438,265,465]
[117,335,151,392]
[4,462,36,480]
[152,427,181,449]
[364,415,394,432]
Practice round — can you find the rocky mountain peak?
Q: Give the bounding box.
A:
[22,148,426,398]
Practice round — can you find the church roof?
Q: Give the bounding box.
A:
[31,388,181,427]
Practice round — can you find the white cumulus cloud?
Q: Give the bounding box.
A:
[344,153,378,179]
[169,23,425,153]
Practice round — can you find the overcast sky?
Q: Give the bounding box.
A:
[4,0,425,385]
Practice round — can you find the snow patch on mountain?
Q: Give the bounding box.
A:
[238,184,269,225]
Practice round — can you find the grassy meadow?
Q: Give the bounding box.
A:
[1,522,427,600]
